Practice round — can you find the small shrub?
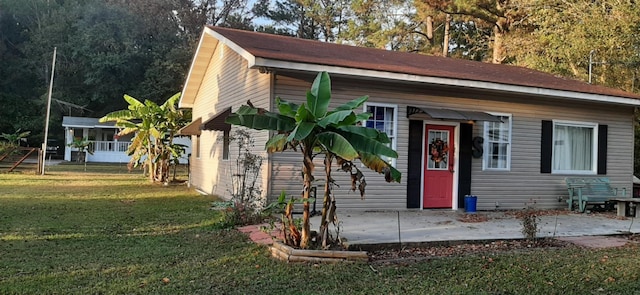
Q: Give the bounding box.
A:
[214,128,265,229]
[520,209,539,240]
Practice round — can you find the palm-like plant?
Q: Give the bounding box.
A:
[0,129,31,146]
[100,92,189,183]
[226,72,401,248]
[68,137,94,163]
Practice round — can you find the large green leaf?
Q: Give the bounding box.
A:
[161,92,181,112]
[225,108,296,132]
[123,94,144,109]
[307,72,331,118]
[360,152,402,183]
[295,103,314,122]
[99,109,135,123]
[356,112,372,121]
[338,130,398,158]
[276,97,299,117]
[317,110,357,128]
[317,131,358,161]
[334,95,369,111]
[337,125,391,143]
[143,99,159,108]
[234,104,259,115]
[266,134,291,153]
[287,122,316,141]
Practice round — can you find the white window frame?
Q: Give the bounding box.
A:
[222,129,230,161]
[194,135,201,159]
[363,102,398,167]
[482,113,512,171]
[552,120,598,175]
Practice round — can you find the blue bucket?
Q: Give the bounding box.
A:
[464,195,477,213]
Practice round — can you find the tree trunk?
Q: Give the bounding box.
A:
[319,154,333,249]
[443,14,451,57]
[426,16,434,45]
[147,142,155,181]
[300,147,314,249]
[492,25,504,64]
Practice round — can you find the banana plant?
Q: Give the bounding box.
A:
[226,72,401,249]
[100,92,189,183]
[0,129,30,146]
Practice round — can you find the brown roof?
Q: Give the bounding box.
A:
[209,26,640,100]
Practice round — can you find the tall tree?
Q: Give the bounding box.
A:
[506,0,640,90]
[253,0,321,39]
[417,0,528,63]
[0,0,253,145]
[340,0,422,50]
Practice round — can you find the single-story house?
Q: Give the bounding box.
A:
[178,26,640,211]
[62,116,191,164]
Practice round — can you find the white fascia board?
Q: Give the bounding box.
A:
[253,58,640,107]
[180,27,259,109]
[207,29,257,68]
[62,124,114,129]
[179,28,212,109]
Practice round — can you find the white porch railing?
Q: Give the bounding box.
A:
[89,141,131,152]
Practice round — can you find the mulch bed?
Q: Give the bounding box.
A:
[503,209,570,218]
[368,238,573,264]
[369,234,640,264]
[457,213,489,223]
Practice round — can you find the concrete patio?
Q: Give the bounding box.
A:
[309,210,640,247]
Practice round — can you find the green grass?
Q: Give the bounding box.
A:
[2,164,640,294]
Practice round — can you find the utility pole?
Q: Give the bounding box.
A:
[42,47,57,175]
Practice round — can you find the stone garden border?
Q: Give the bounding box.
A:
[270,241,368,263]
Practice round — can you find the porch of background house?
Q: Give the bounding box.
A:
[64,125,133,163]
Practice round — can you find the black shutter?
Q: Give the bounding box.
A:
[406,120,423,208]
[597,125,608,175]
[458,123,473,207]
[540,120,552,173]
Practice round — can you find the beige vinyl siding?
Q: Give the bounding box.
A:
[269,73,408,210]
[189,44,272,201]
[471,98,633,210]
[269,72,634,211]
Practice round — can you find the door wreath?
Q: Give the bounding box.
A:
[429,138,448,167]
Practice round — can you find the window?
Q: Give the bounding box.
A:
[222,130,230,160]
[552,121,598,174]
[363,103,397,165]
[483,114,511,170]
[194,135,201,158]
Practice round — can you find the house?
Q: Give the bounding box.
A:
[178,26,640,211]
[62,116,191,164]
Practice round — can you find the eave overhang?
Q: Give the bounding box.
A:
[252,58,640,107]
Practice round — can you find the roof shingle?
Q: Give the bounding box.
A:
[209,26,640,100]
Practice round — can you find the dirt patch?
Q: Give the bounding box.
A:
[368,238,572,264]
[589,211,629,220]
[504,209,570,218]
[457,213,489,223]
[368,234,640,264]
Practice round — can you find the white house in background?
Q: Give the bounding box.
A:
[62,116,191,163]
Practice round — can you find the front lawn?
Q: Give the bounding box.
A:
[1,164,640,294]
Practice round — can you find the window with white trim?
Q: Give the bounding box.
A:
[483,114,511,170]
[364,103,397,166]
[222,130,230,160]
[552,121,597,174]
[195,135,201,159]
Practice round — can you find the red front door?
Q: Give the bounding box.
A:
[423,124,455,208]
